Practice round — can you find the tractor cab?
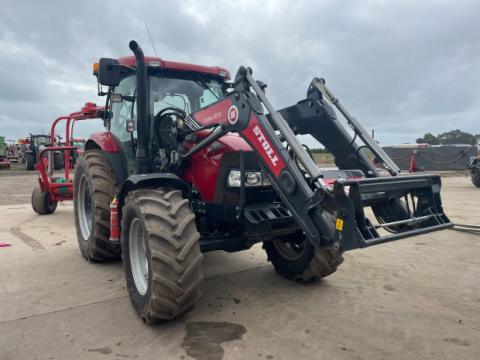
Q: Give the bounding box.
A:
[93,56,231,177]
[25,134,53,170]
[31,134,50,149]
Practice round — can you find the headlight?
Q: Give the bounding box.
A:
[245,172,261,186]
[227,170,271,187]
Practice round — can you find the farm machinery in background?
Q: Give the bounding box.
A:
[0,136,10,170]
[30,104,104,214]
[25,134,65,171]
[37,41,452,324]
[5,140,23,165]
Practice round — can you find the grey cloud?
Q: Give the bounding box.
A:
[0,0,478,145]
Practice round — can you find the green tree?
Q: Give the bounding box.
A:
[416,132,439,145]
[437,129,475,145]
[416,130,477,145]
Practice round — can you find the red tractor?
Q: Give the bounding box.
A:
[73,41,452,324]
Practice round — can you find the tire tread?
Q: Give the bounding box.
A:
[124,188,203,323]
[74,150,120,261]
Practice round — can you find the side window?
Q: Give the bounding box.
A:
[111,76,136,142]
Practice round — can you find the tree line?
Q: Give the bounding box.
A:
[416,129,479,145]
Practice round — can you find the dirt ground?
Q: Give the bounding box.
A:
[0,168,479,360]
[0,164,38,205]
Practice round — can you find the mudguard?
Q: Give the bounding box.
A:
[86,131,121,153]
[85,131,128,184]
[118,173,190,210]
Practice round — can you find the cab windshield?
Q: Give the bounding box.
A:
[34,136,50,146]
[150,76,223,115]
[110,74,224,142]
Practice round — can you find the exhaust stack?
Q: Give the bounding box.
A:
[129,40,152,173]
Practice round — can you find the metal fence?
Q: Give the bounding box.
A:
[383,145,477,171]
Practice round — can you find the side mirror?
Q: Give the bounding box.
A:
[98,58,122,87]
[126,119,135,133]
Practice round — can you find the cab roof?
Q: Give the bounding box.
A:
[117,56,231,80]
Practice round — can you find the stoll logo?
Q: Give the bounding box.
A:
[227,105,239,125]
[253,125,279,166]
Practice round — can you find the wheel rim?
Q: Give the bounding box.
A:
[77,175,92,241]
[129,218,148,296]
[273,237,309,261]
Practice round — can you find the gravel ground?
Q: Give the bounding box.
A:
[0,164,70,205]
[0,165,38,205]
[0,169,479,359]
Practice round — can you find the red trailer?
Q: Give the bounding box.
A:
[31,102,104,214]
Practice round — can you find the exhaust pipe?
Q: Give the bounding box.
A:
[129,40,152,173]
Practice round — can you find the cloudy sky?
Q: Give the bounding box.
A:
[1,0,479,146]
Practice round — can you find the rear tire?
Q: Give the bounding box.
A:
[263,233,343,282]
[73,150,120,261]
[122,189,203,324]
[31,187,57,215]
[25,153,35,171]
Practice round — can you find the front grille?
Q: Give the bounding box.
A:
[244,204,291,224]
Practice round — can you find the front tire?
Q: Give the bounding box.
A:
[122,189,203,324]
[263,233,343,282]
[73,150,120,261]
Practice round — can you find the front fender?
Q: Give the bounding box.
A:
[118,173,191,211]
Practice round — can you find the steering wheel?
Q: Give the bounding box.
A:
[154,107,187,150]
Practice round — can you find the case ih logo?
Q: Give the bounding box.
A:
[253,125,279,166]
[227,105,239,125]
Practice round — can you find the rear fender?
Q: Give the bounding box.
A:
[86,131,121,153]
[85,131,128,184]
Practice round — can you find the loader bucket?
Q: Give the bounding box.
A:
[330,174,452,251]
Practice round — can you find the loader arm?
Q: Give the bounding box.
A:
[189,67,452,251]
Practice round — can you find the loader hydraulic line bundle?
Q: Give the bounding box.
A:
[68,40,452,323]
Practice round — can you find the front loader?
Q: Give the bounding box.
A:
[73,40,452,324]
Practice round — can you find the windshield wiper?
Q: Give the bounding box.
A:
[195,79,220,101]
